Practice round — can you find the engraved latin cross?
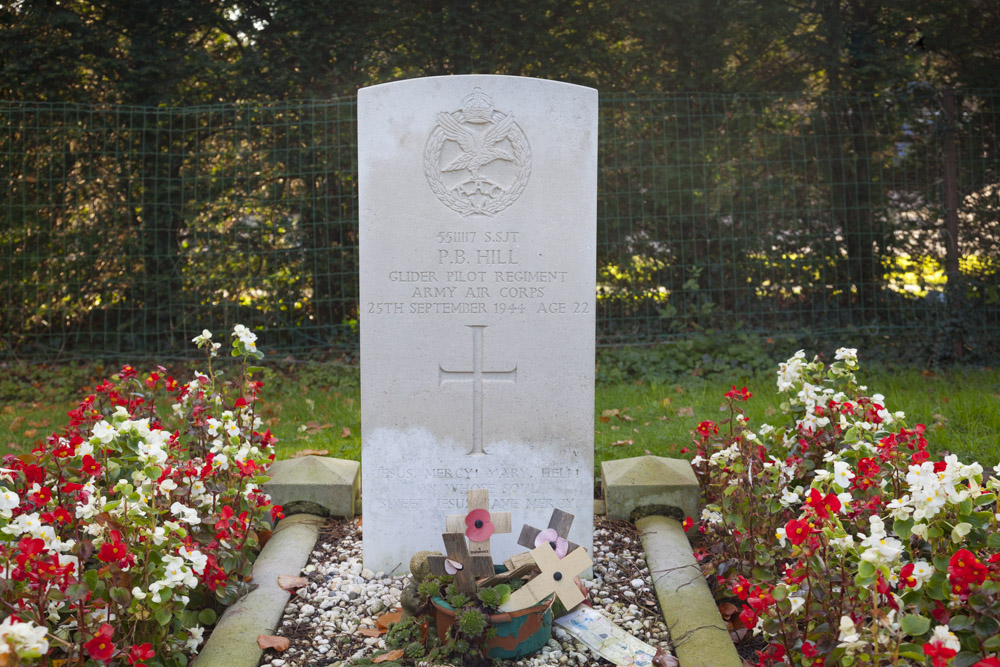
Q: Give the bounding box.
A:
[439,325,516,455]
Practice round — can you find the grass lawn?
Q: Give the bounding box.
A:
[2,360,998,473]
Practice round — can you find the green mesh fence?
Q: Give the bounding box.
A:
[2,91,998,360]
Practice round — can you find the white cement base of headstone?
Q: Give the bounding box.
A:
[365,427,593,574]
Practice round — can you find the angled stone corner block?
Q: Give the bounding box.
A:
[601,455,699,522]
[263,456,360,518]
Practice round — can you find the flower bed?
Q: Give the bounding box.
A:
[0,327,283,664]
[686,349,1000,666]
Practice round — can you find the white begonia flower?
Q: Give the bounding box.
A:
[774,526,787,548]
[813,469,832,483]
[170,502,202,525]
[0,489,19,512]
[830,533,855,552]
[700,509,722,524]
[838,615,862,644]
[91,420,117,444]
[833,461,856,489]
[206,418,222,437]
[212,453,229,471]
[777,350,806,392]
[158,479,178,495]
[835,347,858,362]
[779,489,801,507]
[929,625,961,652]
[861,536,904,565]
[186,625,205,653]
[180,547,208,575]
[903,561,934,589]
[225,422,240,438]
[232,324,258,353]
[0,616,49,658]
[131,586,147,600]
[192,329,213,345]
[885,495,912,520]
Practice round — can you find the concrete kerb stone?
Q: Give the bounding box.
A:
[194,513,325,667]
[601,455,699,522]
[263,456,360,517]
[637,515,741,667]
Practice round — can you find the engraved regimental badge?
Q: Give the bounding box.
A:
[424,88,531,217]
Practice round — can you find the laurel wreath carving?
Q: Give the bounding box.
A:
[424,110,531,218]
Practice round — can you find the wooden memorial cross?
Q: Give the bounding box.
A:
[500,542,593,612]
[517,508,580,555]
[445,489,511,577]
[427,533,479,595]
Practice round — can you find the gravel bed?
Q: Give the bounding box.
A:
[260,517,674,666]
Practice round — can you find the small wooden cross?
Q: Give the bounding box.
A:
[517,508,580,554]
[427,533,479,595]
[445,489,511,577]
[500,542,592,612]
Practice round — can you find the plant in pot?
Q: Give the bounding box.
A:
[360,500,591,666]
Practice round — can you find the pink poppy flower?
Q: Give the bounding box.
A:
[465,509,494,542]
[534,528,569,558]
[444,558,464,575]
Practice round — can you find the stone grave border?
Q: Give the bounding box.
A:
[193,455,740,667]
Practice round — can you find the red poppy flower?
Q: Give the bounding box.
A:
[465,509,494,542]
[85,623,116,662]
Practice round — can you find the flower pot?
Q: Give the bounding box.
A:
[431,593,555,660]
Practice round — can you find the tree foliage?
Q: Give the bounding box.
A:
[1,0,998,357]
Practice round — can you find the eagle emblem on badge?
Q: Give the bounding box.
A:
[424,88,531,217]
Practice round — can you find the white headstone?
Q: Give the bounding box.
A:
[359,75,596,574]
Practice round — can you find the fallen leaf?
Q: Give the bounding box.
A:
[676,406,694,417]
[340,426,351,438]
[27,419,49,428]
[257,635,290,651]
[659,397,673,408]
[609,439,634,447]
[6,443,18,450]
[373,650,405,663]
[377,609,402,630]
[23,429,36,439]
[622,414,635,422]
[921,369,937,377]
[718,601,739,621]
[653,648,679,667]
[292,448,329,458]
[764,406,777,416]
[9,416,24,431]
[357,627,383,637]
[277,575,308,591]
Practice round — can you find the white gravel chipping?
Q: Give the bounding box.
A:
[261,518,674,666]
